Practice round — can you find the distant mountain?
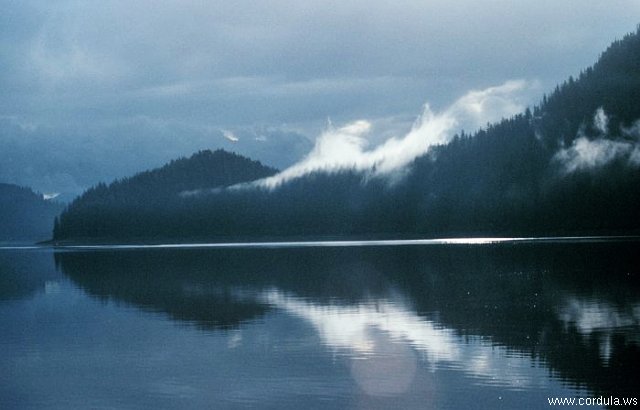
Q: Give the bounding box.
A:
[54,28,640,242]
[0,183,63,242]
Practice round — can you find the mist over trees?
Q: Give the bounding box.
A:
[54,28,640,242]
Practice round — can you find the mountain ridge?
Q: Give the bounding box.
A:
[53,27,640,242]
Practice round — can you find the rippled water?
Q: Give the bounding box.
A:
[1,239,638,409]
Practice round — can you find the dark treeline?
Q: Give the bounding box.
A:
[54,149,278,239]
[54,27,640,242]
[0,183,63,242]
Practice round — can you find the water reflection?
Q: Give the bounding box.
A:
[557,298,640,364]
[53,241,640,402]
[0,250,60,301]
[262,290,551,393]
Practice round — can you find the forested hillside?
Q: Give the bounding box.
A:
[53,149,277,239]
[54,28,640,242]
[0,183,63,242]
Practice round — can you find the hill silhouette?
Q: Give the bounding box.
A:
[54,28,640,242]
[0,183,63,242]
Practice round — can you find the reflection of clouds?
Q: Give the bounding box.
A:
[558,298,640,363]
[263,290,458,361]
[265,290,460,362]
[350,334,418,397]
[262,289,551,392]
[558,298,640,334]
[228,330,243,349]
[45,281,62,294]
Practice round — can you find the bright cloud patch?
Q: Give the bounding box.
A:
[222,130,239,142]
[555,137,638,173]
[554,108,640,173]
[258,80,531,189]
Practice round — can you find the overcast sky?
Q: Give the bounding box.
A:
[1,0,639,196]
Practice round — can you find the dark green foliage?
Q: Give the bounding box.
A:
[55,149,278,240]
[54,28,640,241]
[0,183,63,241]
[534,27,640,146]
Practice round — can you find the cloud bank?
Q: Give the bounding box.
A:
[1,2,637,196]
[259,80,532,188]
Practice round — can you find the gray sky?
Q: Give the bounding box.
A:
[1,0,639,196]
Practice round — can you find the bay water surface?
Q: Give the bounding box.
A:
[1,238,638,409]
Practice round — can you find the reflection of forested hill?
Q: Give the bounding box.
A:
[387,242,640,400]
[0,183,63,242]
[56,241,640,399]
[54,28,640,241]
[56,249,270,330]
[0,250,60,301]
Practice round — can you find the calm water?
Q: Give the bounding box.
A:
[1,240,638,409]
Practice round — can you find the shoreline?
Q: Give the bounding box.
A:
[1,234,638,251]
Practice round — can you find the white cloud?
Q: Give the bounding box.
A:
[446,80,534,131]
[554,109,640,173]
[257,80,531,188]
[42,192,60,200]
[222,130,239,142]
[593,107,608,134]
[2,1,638,191]
[555,137,637,173]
